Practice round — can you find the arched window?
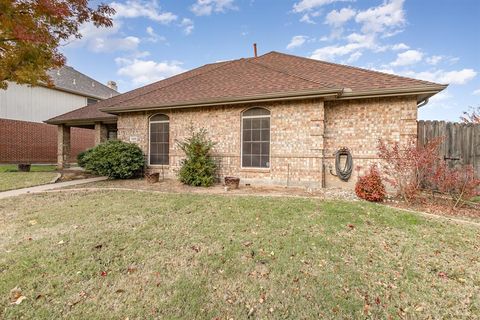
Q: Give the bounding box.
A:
[242,107,270,168]
[149,114,169,165]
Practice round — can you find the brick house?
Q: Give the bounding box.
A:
[0,66,118,164]
[46,52,446,189]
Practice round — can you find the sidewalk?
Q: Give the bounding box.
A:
[0,177,108,199]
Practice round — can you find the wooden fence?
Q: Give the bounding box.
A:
[417,120,480,177]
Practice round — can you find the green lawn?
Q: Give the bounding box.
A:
[0,172,58,192]
[0,191,478,319]
[0,165,58,191]
[0,165,56,173]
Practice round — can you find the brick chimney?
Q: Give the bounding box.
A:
[107,80,118,91]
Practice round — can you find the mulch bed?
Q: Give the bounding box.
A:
[386,195,480,221]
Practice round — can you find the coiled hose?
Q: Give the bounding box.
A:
[335,148,353,181]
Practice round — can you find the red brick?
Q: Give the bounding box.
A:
[0,119,94,164]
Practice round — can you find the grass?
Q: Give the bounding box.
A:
[0,171,58,192]
[0,165,58,191]
[0,191,479,319]
[0,165,56,173]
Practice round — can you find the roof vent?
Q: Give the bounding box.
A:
[107,80,118,91]
[72,79,76,85]
[92,81,95,87]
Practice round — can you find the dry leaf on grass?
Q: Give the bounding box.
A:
[10,287,26,305]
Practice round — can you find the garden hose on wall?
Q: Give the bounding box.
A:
[335,147,353,181]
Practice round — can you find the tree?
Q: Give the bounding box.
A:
[0,0,114,89]
[460,106,480,124]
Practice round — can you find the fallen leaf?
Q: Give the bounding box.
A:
[10,287,25,305]
[11,296,27,305]
[58,240,65,245]
[364,304,370,315]
[127,266,138,274]
[243,241,253,247]
[101,271,108,277]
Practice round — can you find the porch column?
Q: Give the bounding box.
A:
[94,122,108,145]
[57,124,71,169]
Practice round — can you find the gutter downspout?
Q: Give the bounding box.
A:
[417,98,429,108]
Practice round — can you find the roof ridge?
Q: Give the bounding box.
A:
[104,58,243,110]
[267,51,443,87]
[66,66,118,93]
[248,58,338,89]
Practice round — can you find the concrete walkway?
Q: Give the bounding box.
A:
[0,177,108,199]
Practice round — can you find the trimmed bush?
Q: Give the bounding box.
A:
[79,140,145,179]
[355,165,386,202]
[178,128,217,187]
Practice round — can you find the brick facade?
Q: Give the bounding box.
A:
[117,96,417,189]
[0,118,94,164]
[324,96,418,188]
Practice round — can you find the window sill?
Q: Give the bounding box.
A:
[148,165,170,168]
[239,167,271,173]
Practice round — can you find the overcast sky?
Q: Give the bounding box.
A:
[62,0,480,121]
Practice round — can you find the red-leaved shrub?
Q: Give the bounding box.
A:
[377,137,480,207]
[377,138,441,202]
[355,165,386,202]
[430,163,480,208]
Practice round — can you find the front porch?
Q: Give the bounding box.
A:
[57,121,117,169]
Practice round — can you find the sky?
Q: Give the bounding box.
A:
[62,0,480,121]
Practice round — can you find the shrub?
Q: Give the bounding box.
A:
[429,163,480,208]
[355,165,386,202]
[377,138,480,207]
[377,138,441,202]
[177,128,217,187]
[80,140,145,179]
[77,149,92,168]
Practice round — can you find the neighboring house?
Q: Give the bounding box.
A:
[0,66,119,164]
[47,52,446,189]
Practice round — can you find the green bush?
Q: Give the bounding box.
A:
[79,140,145,179]
[178,128,217,187]
[77,149,92,168]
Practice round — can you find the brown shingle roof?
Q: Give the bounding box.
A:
[47,51,445,124]
[46,60,230,123]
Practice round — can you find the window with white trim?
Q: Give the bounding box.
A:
[149,114,169,165]
[242,107,270,168]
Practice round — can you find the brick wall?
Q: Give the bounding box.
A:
[0,118,94,164]
[117,96,417,189]
[323,96,418,188]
